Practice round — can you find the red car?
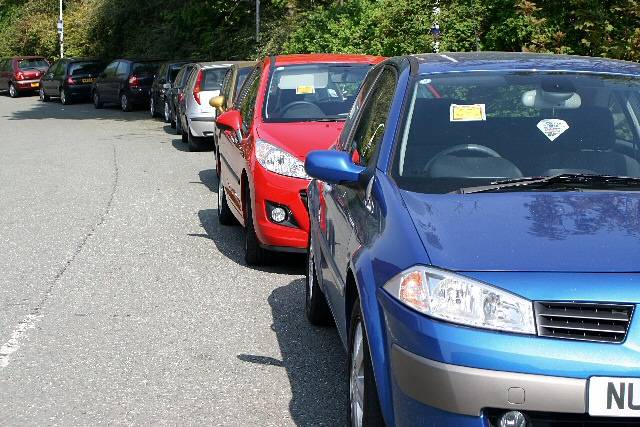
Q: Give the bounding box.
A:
[215,54,383,265]
[0,56,49,98]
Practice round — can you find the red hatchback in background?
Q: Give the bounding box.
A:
[0,56,49,98]
[215,54,383,265]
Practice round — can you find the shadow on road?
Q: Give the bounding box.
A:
[171,138,190,152]
[4,97,151,122]
[239,278,348,426]
[197,169,218,192]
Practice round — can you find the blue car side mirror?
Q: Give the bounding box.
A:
[305,150,366,185]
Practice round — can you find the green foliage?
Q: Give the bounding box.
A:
[0,0,640,63]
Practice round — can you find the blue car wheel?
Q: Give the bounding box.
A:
[305,235,332,326]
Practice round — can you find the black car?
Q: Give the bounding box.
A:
[165,63,196,128]
[150,60,190,121]
[39,58,104,105]
[92,59,162,112]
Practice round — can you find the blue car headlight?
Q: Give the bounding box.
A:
[383,266,536,334]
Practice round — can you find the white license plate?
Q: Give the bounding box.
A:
[589,377,640,417]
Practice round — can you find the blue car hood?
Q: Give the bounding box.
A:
[400,191,640,272]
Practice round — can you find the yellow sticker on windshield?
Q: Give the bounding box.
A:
[450,104,486,122]
[296,85,315,95]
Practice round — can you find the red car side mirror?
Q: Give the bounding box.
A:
[216,109,242,131]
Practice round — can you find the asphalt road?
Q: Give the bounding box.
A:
[0,94,347,425]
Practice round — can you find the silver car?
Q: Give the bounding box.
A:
[176,62,232,151]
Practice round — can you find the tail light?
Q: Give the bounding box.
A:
[66,76,75,85]
[193,70,203,105]
[15,72,24,80]
[128,75,140,87]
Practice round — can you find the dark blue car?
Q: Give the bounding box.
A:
[304,52,640,427]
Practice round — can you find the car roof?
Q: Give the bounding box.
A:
[65,57,102,63]
[10,56,47,61]
[196,61,246,68]
[412,52,640,76]
[116,58,163,63]
[273,53,384,66]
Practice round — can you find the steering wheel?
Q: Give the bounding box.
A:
[279,101,324,118]
[424,144,502,174]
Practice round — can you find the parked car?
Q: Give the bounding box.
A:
[150,60,190,121]
[92,58,162,112]
[166,62,197,130]
[175,61,233,151]
[215,54,382,265]
[0,56,49,98]
[209,61,257,173]
[39,58,104,104]
[304,52,640,426]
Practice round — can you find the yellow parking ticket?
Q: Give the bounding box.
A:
[296,85,315,94]
[450,104,486,122]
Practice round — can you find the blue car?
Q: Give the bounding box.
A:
[304,52,640,427]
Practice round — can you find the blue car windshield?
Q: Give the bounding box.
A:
[394,71,640,194]
[264,63,371,122]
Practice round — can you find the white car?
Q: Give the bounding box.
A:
[176,62,232,151]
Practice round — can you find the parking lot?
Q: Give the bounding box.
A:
[0,95,346,425]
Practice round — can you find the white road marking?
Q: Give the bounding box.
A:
[0,313,42,369]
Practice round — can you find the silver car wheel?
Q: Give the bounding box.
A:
[350,321,365,427]
[60,90,66,104]
[218,178,224,215]
[39,87,44,101]
[9,84,16,97]
[150,97,155,116]
[121,94,128,111]
[164,101,170,122]
[307,242,315,300]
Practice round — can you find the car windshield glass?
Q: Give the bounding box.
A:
[132,62,159,75]
[264,63,371,122]
[393,71,640,194]
[201,68,228,91]
[69,62,102,75]
[19,59,48,69]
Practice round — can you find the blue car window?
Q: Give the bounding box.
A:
[349,67,398,167]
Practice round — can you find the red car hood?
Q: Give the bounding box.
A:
[256,121,344,160]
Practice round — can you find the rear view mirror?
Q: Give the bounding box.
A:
[305,151,366,185]
[216,109,243,141]
[209,95,225,113]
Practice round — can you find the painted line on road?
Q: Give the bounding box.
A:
[0,144,119,370]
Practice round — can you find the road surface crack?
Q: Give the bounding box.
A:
[0,144,120,369]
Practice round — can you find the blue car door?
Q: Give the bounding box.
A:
[319,65,398,332]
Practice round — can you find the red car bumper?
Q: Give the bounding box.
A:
[15,80,40,91]
[251,164,310,252]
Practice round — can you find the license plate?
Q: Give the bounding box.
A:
[30,82,39,87]
[589,377,640,417]
[81,78,95,84]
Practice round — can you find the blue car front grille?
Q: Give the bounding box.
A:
[534,302,634,344]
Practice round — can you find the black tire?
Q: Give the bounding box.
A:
[121,92,132,112]
[181,124,189,143]
[217,175,236,225]
[93,91,103,109]
[244,196,268,266]
[175,112,183,135]
[60,89,71,105]
[305,233,332,326]
[9,83,18,98]
[188,129,201,152]
[39,87,49,102]
[215,149,221,178]
[348,300,385,427]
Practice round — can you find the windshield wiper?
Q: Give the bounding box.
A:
[454,174,640,194]
[314,118,345,122]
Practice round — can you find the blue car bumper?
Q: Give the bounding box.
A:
[377,272,640,426]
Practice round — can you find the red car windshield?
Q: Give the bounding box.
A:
[264,63,371,122]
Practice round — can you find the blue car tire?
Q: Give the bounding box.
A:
[349,299,385,427]
[305,237,332,326]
